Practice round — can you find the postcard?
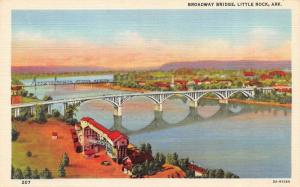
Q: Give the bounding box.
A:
[0,0,300,187]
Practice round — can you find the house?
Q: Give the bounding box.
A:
[269,70,286,77]
[52,132,58,140]
[11,85,23,104]
[201,77,212,84]
[187,164,205,177]
[245,80,263,87]
[193,79,202,85]
[122,145,154,175]
[273,84,292,93]
[152,82,170,90]
[260,74,270,80]
[243,71,255,77]
[137,81,146,86]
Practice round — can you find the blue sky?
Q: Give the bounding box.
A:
[12,10,291,44]
[12,10,291,68]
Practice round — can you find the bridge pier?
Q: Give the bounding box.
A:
[30,106,35,115]
[189,100,198,108]
[154,103,163,112]
[47,104,53,115]
[14,108,20,118]
[63,102,68,115]
[219,99,229,104]
[113,106,122,116]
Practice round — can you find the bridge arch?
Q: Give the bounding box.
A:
[196,91,225,101]
[228,90,252,99]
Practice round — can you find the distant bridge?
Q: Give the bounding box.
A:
[11,87,278,118]
[15,78,116,87]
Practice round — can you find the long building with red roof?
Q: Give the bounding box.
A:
[79,117,129,163]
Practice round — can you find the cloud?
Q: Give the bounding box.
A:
[12,30,290,69]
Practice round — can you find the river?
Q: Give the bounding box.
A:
[22,75,291,178]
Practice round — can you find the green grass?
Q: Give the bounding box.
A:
[22,97,40,103]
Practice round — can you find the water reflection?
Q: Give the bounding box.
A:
[109,103,290,136]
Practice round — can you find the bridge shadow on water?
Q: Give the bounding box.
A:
[109,100,287,136]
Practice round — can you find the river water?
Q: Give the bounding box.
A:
[22,75,291,178]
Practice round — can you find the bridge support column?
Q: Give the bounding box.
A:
[219,99,228,104]
[189,100,198,108]
[154,103,163,112]
[30,106,35,115]
[47,104,53,115]
[14,108,20,118]
[113,106,122,116]
[63,103,68,116]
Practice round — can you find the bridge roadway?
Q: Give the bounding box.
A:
[11,87,276,118]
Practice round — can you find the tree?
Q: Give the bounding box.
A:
[206,169,216,178]
[23,166,32,179]
[14,168,24,179]
[145,143,152,155]
[12,128,20,141]
[140,143,146,153]
[34,105,47,123]
[32,169,40,179]
[40,168,52,179]
[224,171,234,178]
[43,95,53,101]
[64,103,79,122]
[57,163,66,177]
[215,169,224,178]
[166,153,174,165]
[26,151,32,157]
[62,152,70,166]
[11,165,15,179]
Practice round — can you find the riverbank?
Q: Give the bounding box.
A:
[204,97,291,109]
[12,118,128,178]
[228,98,291,109]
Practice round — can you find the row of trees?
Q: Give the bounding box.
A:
[12,128,20,141]
[201,169,239,178]
[12,166,52,179]
[131,152,166,178]
[254,89,292,104]
[57,153,70,177]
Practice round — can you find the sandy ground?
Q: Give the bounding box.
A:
[12,118,128,178]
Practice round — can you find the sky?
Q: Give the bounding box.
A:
[12,10,291,69]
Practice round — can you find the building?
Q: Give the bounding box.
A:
[78,117,129,163]
[269,70,286,77]
[11,85,23,104]
[243,71,255,77]
[152,82,170,90]
[187,164,205,177]
[260,74,271,80]
[122,144,154,175]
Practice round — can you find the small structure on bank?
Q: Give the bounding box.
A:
[52,132,58,140]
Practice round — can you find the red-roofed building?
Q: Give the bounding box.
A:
[260,74,271,80]
[52,132,58,140]
[243,71,255,77]
[188,164,205,177]
[122,146,154,175]
[193,79,202,85]
[152,82,170,90]
[79,117,129,163]
[269,70,286,77]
